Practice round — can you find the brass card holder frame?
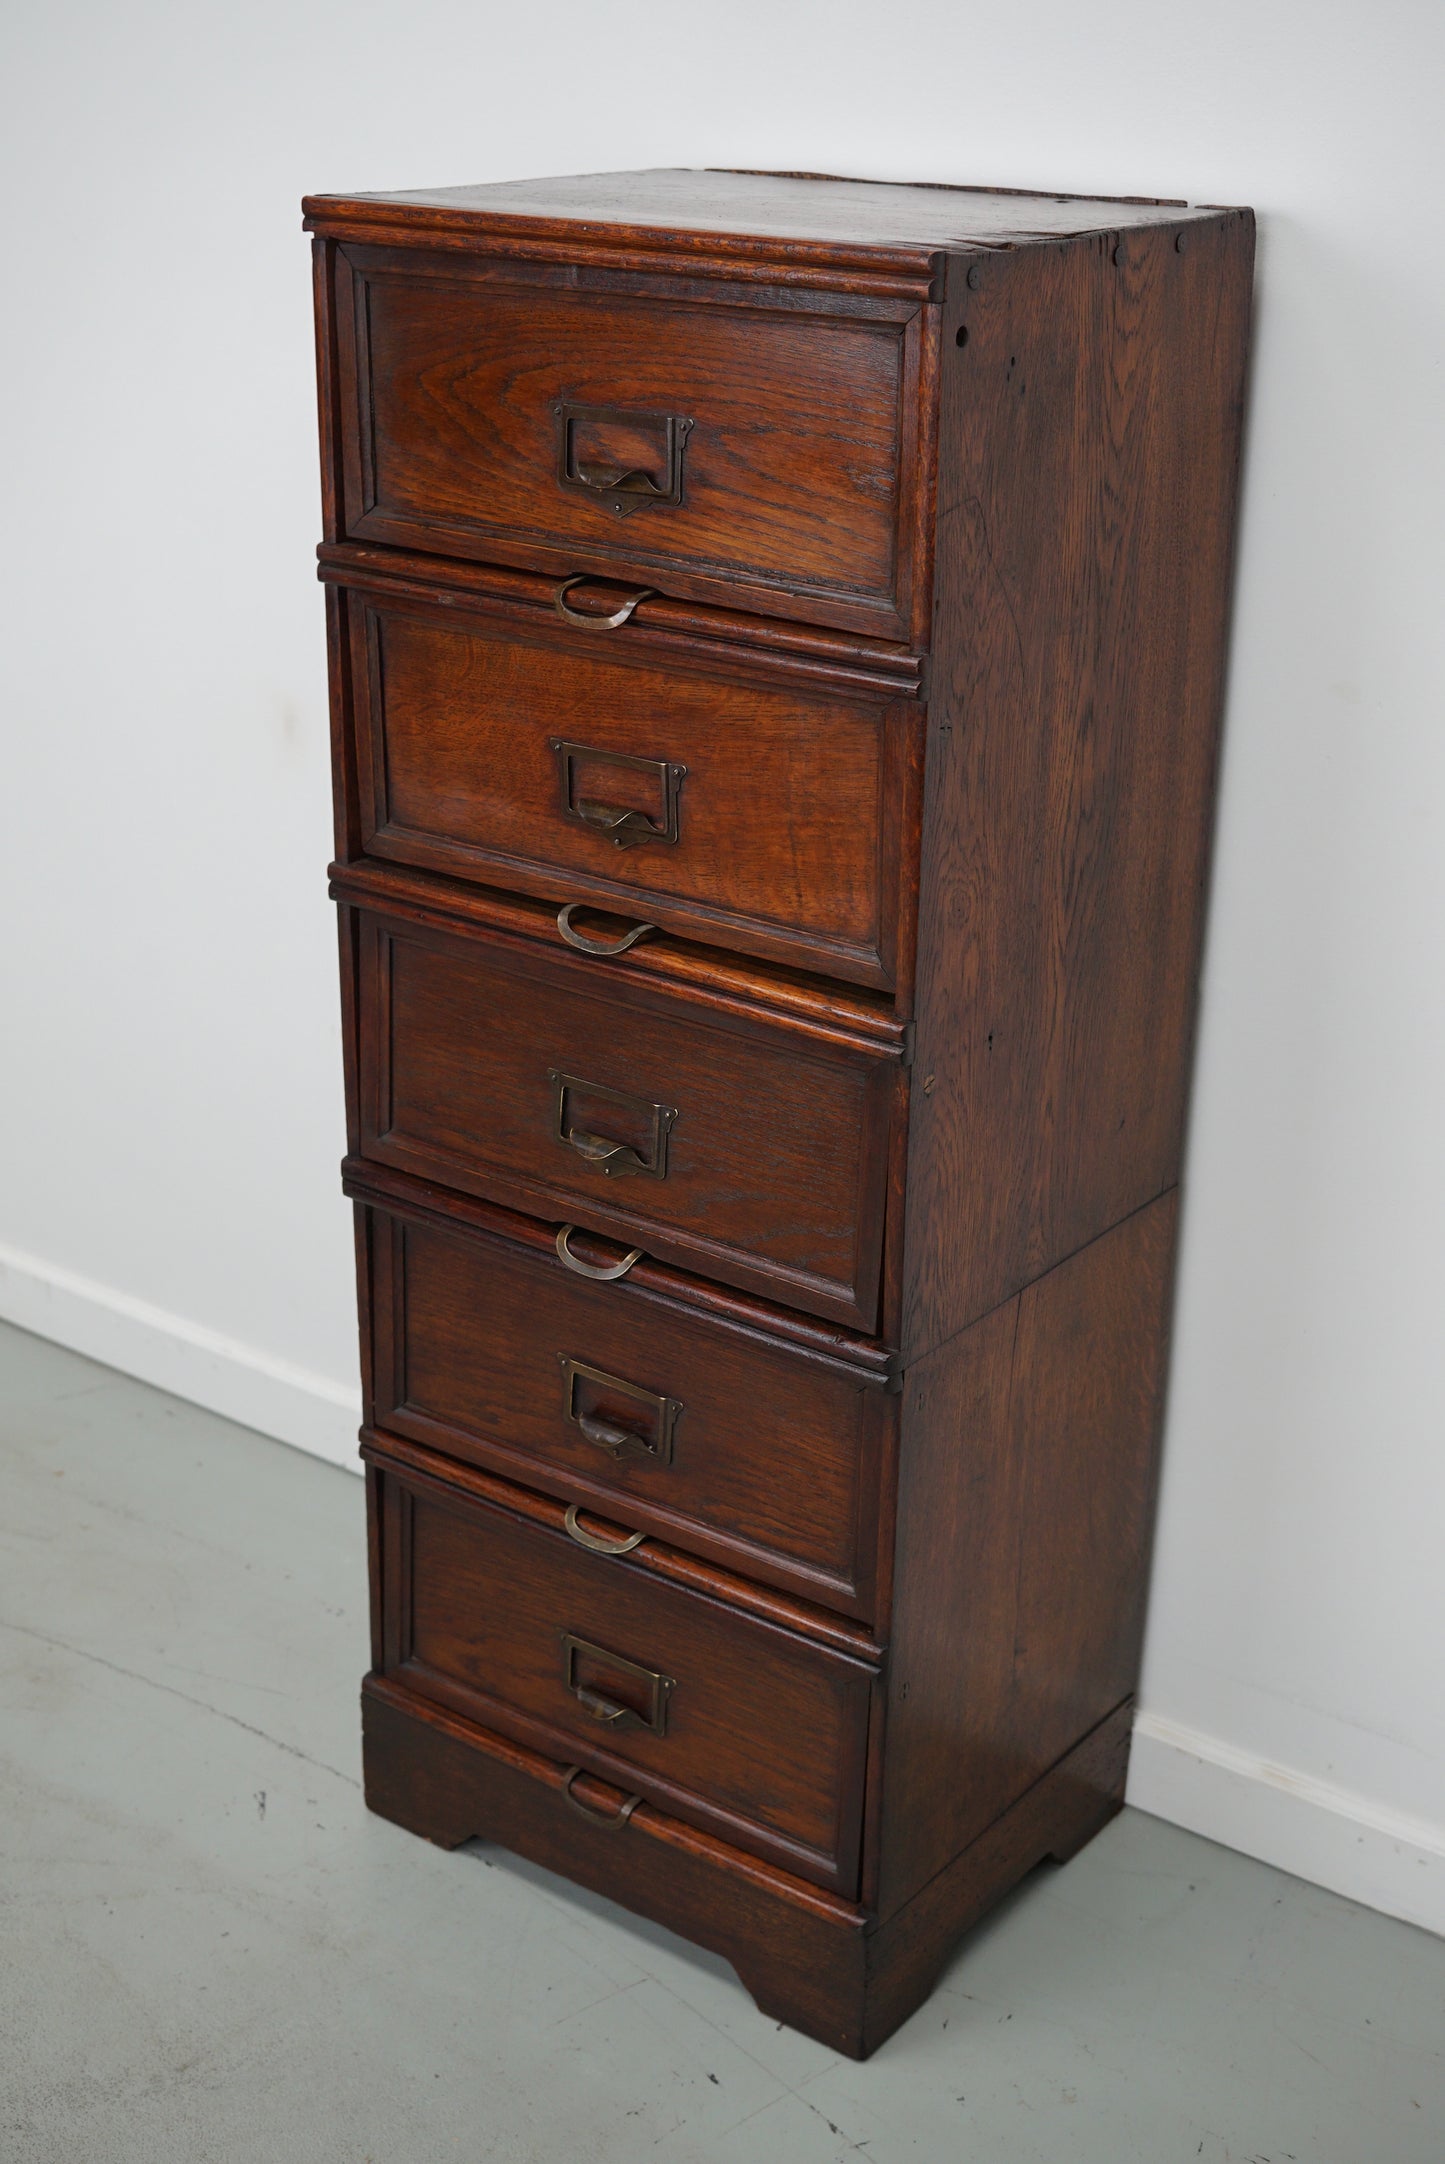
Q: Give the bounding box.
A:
[559,1630,674,1736]
[554,401,694,517]
[549,1069,677,1180]
[558,1355,682,1466]
[550,739,687,850]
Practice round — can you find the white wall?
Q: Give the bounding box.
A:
[3,0,1442,1933]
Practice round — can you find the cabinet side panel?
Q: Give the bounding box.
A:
[876,1191,1177,1920]
[904,213,1253,1353]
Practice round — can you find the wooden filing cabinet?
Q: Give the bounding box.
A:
[304,167,1253,2056]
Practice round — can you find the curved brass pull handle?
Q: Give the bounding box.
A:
[574,1686,641,1729]
[554,576,656,631]
[557,903,657,957]
[573,460,671,502]
[563,1503,646,1557]
[573,800,671,846]
[561,1765,641,1830]
[563,1129,650,1177]
[577,1411,649,1457]
[554,1225,643,1281]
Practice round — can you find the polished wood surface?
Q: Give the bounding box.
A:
[359,1194,893,1616]
[346,580,921,989]
[332,245,925,637]
[309,166,1254,2055]
[352,899,905,1330]
[901,213,1254,1353]
[369,1450,875,1892]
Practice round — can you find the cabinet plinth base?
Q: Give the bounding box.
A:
[361,1675,1131,2058]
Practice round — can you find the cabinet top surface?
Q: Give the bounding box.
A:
[302,165,1240,257]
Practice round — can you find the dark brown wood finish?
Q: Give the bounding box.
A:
[901,211,1254,1353]
[308,167,1253,2056]
[344,579,924,990]
[355,1187,895,1617]
[348,887,908,1332]
[367,1450,876,1892]
[330,245,930,641]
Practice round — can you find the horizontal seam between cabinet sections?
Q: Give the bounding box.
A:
[899,1182,1181,1375]
[329,865,910,1059]
[318,544,930,691]
[342,1157,897,1383]
[363,1430,885,1666]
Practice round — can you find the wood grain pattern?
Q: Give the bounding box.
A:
[901,211,1254,1355]
[336,245,926,638]
[353,902,905,1331]
[360,1673,1130,2057]
[308,168,1255,2056]
[318,541,928,694]
[348,584,922,990]
[362,1198,894,1616]
[876,1194,1179,1920]
[370,1454,875,1892]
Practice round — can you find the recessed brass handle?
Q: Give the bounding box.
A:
[556,903,657,957]
[563,1503,646,1557]
[558,1357,681,1465]
[561,1631,673,1737]
[550,1070,677,1181]
[555,402,693,518]
[554,1226,643,1281]
[554,576,656,630]
[576,801,667,845]
[578,1412,642,1453]
[561,1766,641,1830]
[575,1687,639,1727]
[551,741,686,849]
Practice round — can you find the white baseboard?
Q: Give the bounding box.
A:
[1128,1710,1445,1938]
[0,1238,363,1472]
[3,1238,1440,1942]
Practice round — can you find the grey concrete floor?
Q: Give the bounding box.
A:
[1,1319,1442,2164]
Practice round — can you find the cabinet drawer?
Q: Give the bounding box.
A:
[373,1454,874,1892]
[348,589,918,991]
[359,1190,894,1617]
[333,246,929,641]
[354,907,904,1331]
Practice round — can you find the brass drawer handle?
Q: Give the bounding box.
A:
[550,1069,677,1181]
[561,1631,673,1737]
[576,1687,637,1725]
[554,1225,643,1281]
[555,402,693,518]
[551,740,686,849]
[561,1766,641,1831]
[559,1356,681,1465]
[563,1503,646,1557]
[557,903,657,957]
[554,576,656,630]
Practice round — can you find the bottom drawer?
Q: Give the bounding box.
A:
[372,1453,875,1894]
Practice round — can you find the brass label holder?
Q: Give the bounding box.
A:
[554,401,694,518]
[558,1355,682,1465]
[559,1630,674,1736]
[551,739,687,850]
[549,1069,677,1180]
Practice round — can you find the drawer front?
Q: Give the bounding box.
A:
[365,1201,891,1616]
[349,590,914,990]
[335,246,926,640]
[356,912,900,1331]
[376,1459,873,1892]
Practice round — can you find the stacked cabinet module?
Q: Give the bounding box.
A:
[304,167,1253,2056]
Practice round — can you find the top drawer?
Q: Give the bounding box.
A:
[331,246,934,642]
